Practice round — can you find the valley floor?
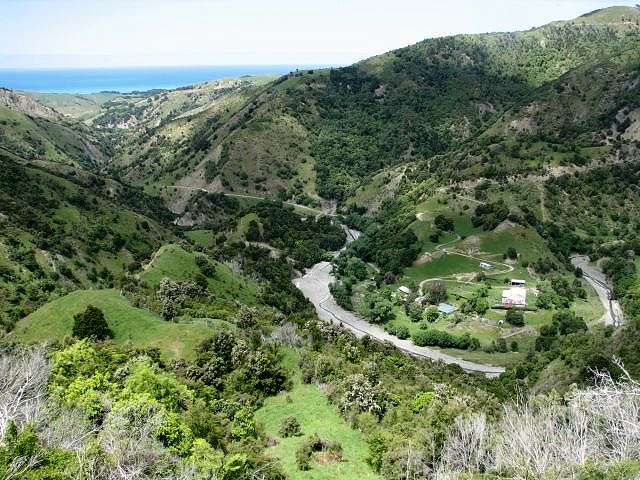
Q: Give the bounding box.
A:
[294,260,505,377]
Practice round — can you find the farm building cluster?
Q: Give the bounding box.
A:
[398,275,529,315]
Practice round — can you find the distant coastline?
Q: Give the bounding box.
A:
[0,65,326,94]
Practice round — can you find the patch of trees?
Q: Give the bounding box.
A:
[472,200,510,230]
[345,198,420,275]
[434,214,454,232]
[535,310,587,351]
[190,330,288,396]
[252,201,345,268]
[412,329,480,350]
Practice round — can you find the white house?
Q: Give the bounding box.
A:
[480,262,493,270]
[502,287,527,306]
[510,279,526,286]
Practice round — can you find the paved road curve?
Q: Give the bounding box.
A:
[294,260,505,378]
[571,255,624,327]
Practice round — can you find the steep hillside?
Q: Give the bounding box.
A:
[150,6,640,205]
[0,89,108,168]
[0,152,175,330]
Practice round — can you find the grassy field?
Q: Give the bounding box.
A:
[185,229,216,248]
[254,348,378,479]
[12,289,219,359]
[404,253,480,282]
[256,385,379,480]
[141,244,258,304]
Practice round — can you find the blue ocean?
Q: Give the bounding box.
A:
[0,65,322,94]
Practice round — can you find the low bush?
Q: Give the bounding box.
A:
[295,434,343,470]
[385,324,410,340]
[278,416,302,438]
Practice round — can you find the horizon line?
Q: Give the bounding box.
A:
[0,63,338,71]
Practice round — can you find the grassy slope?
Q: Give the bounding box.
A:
[31,92,120,120]
[140,243,259,304]
[12,289,218,359]
[0,155,174,324]
[0,105,105,168]
[256,349,379,480]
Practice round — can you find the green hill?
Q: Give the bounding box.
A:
[95,6,639,209]
[12,289,221,359]
[0,152,175,330]
[140,243,259,304]
[0,90,108,168]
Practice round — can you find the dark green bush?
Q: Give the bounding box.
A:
[72,305,113,341]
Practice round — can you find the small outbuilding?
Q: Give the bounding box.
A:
[479,262,493,270]
[437,303,457,315]
[510,279,526,286]
[398,286,412,296]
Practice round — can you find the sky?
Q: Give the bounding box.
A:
[1,0,638,68]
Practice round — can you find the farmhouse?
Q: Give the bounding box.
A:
[438,303,457,315]
[502,287,527,306]
[479,262,493,270]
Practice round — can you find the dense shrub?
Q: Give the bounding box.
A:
[278,416,302,438]
[72,305,113,341]
[412,329,480,350]
[295,434,343,470]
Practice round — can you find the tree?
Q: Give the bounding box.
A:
[554,310,587,335]
[156,278,200,320]
[434,215,455,232]
[505,247,518,260]
[424,281,447,304]
[406,303,424,322]
[345,257,368,281]
[72,305,112,340]
[505,309,525,327]
[245,220,261,242]
[364,293,395,324]
[195,255,217,278]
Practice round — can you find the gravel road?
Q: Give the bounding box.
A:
[571,255,624,327]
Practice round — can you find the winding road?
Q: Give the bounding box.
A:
[294,228,505,378]
[570,255,624,327]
